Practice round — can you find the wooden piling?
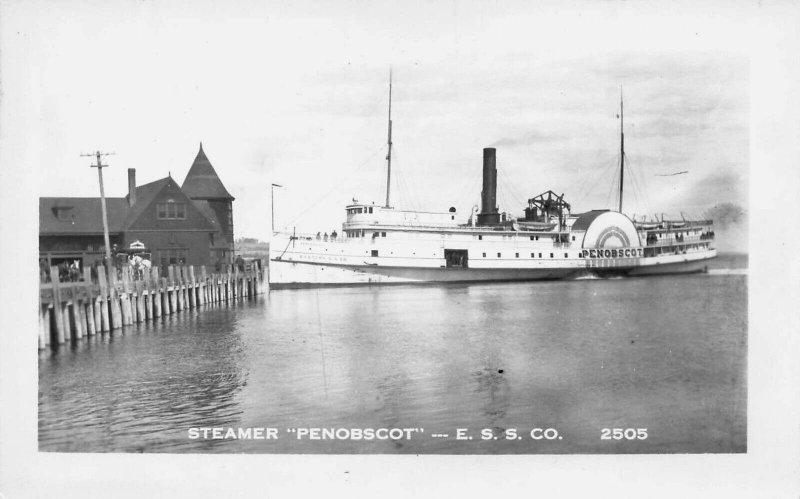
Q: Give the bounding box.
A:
[168,266,177,313]
[82,268,96,336]
[97,265,110,332]
[40,262,262,350]
[188,266,196,309]
[160,277,169,314]
[200,267,207,304]
[181,266,189,309]
[66,287,82,340]
[152,268,162,318]
[120,271,132,326]
[106,262,123,330]
[224,268,230,302]
[143,278,152,320]
[135,281,145,323]
[38,304,48,349]
[49,267,66,344]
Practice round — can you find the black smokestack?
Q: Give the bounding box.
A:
[478,147,500,225]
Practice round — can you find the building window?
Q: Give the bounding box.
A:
[550,253,554,258]
[530,236,534,240]
[515,253,519,258]
[482,252,486,257]
[531,253,535,258]
[209,233,215,246]
[55,207,73,220]
[381,232,386,237]
[571,236,575,241]
[157,200,186,220]
[478,235,483,240]
[371,250,379,257]
[368,207,373,214]
[157,248,187,267]
[538,253,542,258]
[564,253,568,258]
[497,252,501,258]
[535,236,539,241]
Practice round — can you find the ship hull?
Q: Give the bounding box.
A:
[268,253,716,288]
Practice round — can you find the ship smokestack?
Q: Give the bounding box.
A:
[127,168,136,207]
[478,147,500,225]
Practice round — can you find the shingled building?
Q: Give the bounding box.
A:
[39,143,235,270]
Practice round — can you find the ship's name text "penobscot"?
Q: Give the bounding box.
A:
[579,248,644,259]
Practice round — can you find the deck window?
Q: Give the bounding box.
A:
[515,253,519,258]
[368,207,373,213]
[531,253,535,258]
[381,232,386,237]
[530,236,535,240]
[371,250,379,257]
[497,253,501,258]
[482,252,486,257]
[478,235,483,240]
[550,253,553,258]
[538,253,542,258]
[564,253,568,258]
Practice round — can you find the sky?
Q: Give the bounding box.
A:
[9,0,750,241]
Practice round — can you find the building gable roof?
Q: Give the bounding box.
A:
[181,143,234,200]
[40,197,129,235]
[125,176,217,231]
[123,176,171,228]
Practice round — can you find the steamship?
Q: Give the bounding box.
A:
[268,84,716,288]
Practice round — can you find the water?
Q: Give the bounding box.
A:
[38,253,747,453]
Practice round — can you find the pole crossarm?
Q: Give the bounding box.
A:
[81,150,115,262]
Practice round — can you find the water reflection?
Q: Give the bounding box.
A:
[39,268,747,454]
[39,306,251,452]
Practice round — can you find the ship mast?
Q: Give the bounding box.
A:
[384,69,393,208]
[618,87,625,213]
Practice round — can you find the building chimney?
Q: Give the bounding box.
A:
[477,148,500,225]
[128,168,136,206]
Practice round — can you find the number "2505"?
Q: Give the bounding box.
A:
[600,428,648,440]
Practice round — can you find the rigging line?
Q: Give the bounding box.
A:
[626,153,653,214]
[630,162,649,216]
[499,165,527,207]
[574,154,617,204]
[575,155,618,209]
[396,166,421,212]
[498,170,525,208]
[605,161,620,209]
[283,143,386,227]
[455,162,484,208]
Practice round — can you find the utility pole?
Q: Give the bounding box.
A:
[82,151,114,261]
[271,183,282,234]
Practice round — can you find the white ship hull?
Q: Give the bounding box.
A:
[268,233,717,288]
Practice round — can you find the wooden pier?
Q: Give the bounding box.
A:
[38,261,266,350]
